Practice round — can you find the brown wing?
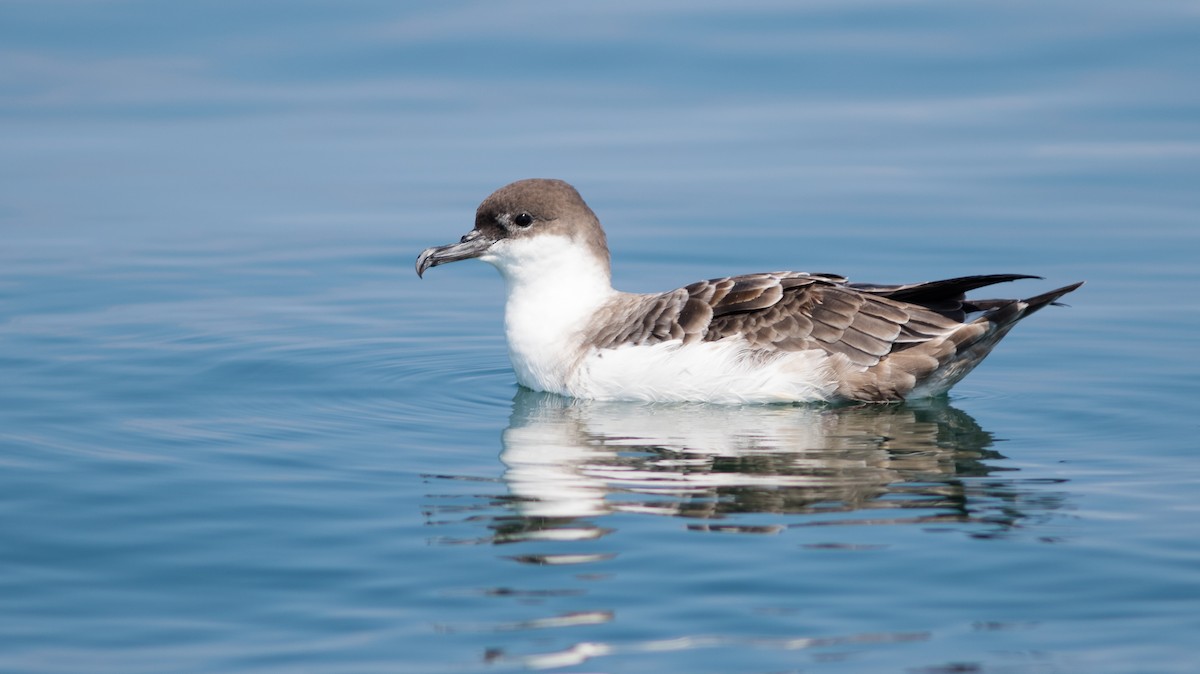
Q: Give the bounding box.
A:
[588,271,959,368]
[694,273,961,369]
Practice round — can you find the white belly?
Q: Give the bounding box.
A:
[566,338,839,404]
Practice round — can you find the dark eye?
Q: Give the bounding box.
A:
[513,212,534,228]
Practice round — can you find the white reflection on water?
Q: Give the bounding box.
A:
[515,630,930,671]
[422,390,1076,545]
[495,390,1061,531]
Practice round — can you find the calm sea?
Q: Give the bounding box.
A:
[2,2,1199,673]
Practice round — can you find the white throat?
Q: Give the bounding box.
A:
[480,234,616,394]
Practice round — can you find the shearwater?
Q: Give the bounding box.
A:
[416,179,1082,404]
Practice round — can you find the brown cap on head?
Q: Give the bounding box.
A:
[417,178,611,277]
[477,179,610,269]
[476,179,591,226]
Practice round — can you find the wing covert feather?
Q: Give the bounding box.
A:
[589,272,963,368]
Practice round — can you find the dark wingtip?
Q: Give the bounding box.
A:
[867,274,1044,305]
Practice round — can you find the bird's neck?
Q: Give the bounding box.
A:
[482,236,617,394]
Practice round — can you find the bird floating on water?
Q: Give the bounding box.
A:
[416,179,1082,404]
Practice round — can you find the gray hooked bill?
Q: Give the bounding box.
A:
[415,229,491,278]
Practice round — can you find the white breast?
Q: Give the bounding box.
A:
[480,234,616,395]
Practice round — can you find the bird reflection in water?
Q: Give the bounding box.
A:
[436,390,1065,549]
[424,391,1069,668]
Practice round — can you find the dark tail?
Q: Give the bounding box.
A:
[1022,281,1085,313]
[982,281,1085,328]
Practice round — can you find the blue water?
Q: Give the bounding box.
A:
[3,2,1199,673]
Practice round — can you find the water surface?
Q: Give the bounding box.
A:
[2,2,1199,673]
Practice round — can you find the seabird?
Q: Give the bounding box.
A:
[416,179,1082,404]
